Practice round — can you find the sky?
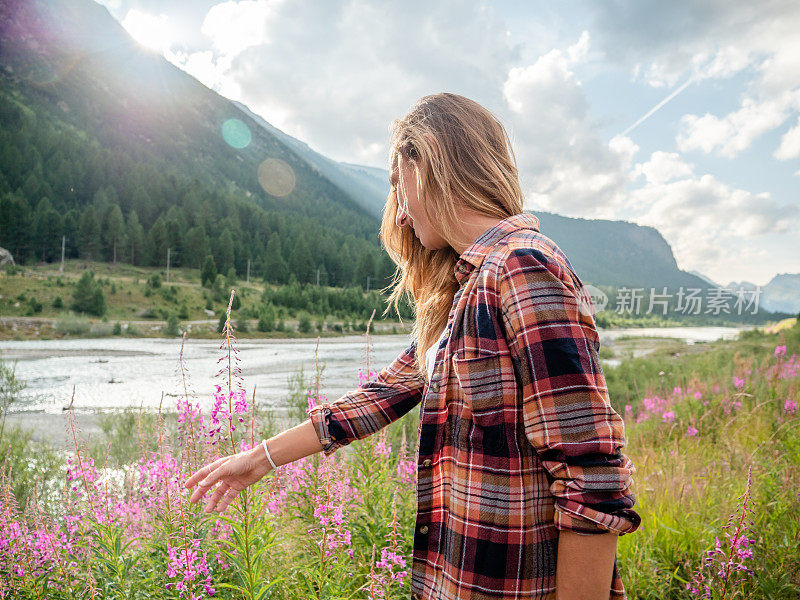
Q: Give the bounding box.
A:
[97,0,800,287]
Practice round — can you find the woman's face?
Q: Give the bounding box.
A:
[392,152,449,250]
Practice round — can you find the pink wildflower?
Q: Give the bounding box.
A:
[774,345,786,358]
[166,540,214,598]
[375,440,392,458]
[396,459,416,484]
[686,426,699,437]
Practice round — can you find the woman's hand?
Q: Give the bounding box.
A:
[184,444,273,514]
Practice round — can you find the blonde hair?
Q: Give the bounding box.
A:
[379,93,525,378]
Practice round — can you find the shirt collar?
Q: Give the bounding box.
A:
[454,212,541,285]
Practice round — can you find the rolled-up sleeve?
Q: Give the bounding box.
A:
[307,341,426,456]
[496,247,640,536]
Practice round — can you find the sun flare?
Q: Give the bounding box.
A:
[121,9,172,53]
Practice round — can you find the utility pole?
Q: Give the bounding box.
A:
[246,259,250,284]
[366,275,370,292]
[59,235,65,273]
[166,247,170,283]
[316,268,320,286]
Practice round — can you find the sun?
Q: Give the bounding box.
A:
[121,9,173,54]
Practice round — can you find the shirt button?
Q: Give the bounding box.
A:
[430,382,439,393]
[419,525,429,535]
[457,263,467,273]
[421,459,432,468]
[411,594,421,600]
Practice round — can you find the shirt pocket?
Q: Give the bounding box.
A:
[452,351,508,456]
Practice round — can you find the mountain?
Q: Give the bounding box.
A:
[0,0,396,289]
[533,211,712,290]
[689,270,720,288]
[728,274,800,315]
[233,101,389,218]
[0,0,370,223]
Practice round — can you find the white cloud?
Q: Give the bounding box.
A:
[626,172,798,281]
[201,0,284,56]
[632,151,693,185]
[502,32,632,217]
[165,49,242,100]
[188,0,518,166]
[590,1,800,85]
[677,91,800,157]
[608,135,639,171]
[775,116,800,160]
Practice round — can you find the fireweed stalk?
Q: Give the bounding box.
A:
[64,386,99,598]
[159,392,198,599]
[205,288,283,600]
[686,468,757,598]
[176,331,204,476]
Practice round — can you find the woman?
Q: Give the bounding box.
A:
[185,93,640,599]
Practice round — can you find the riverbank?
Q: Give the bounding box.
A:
[0,314,414,341]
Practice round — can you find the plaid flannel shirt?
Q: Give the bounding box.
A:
[308,212,640,599]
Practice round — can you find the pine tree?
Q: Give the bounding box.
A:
[289,236,314,284]
[126,210,145,266]
[71,271,106,316]
[184,226,209,269]
[0,193,31,262]
[215,229,235,274]
[78,207,100,262]
[355,249,377,290]
[102,203,125,264]
[32,197,63,262]
[147,216,168,267]
[263,235,288,285]
[257,302,276,332]
[63,209,81,260]
[201,255,217,288]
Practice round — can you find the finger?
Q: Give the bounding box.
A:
[185,457,228,489]
[203,482,230,514]
[216,485,242,514]
[189,459,231,504]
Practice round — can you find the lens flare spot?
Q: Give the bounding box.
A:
[221,118,252,149]
[257,158,295,197]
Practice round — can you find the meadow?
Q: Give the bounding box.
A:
[0,290,798,599]
[0,262,412,341]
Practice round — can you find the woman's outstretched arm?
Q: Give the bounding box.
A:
[186,340,425,513]
[184,419,323,514]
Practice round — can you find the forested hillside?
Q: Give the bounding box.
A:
[0,0,394,291]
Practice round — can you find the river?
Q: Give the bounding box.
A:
[0,326,747,416]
